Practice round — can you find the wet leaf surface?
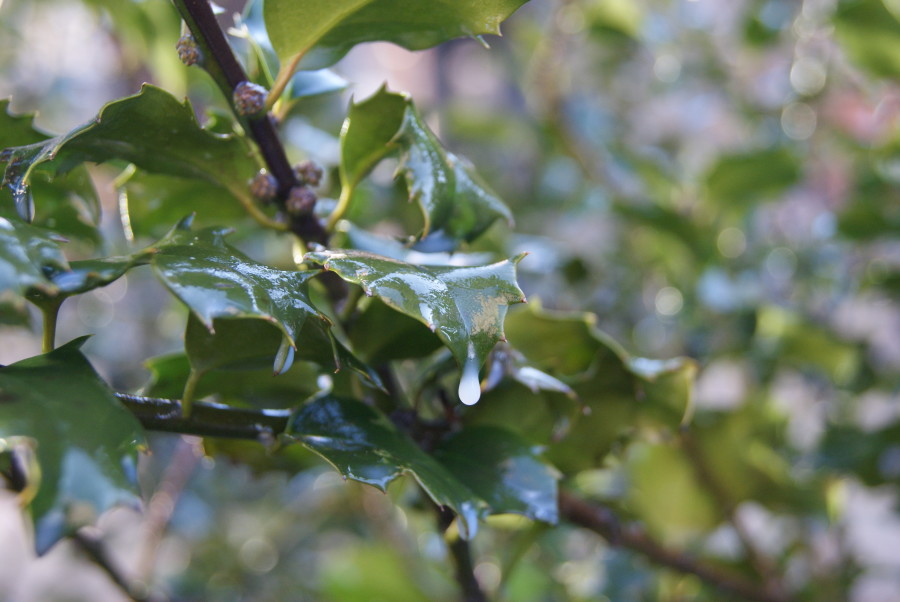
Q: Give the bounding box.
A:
[0,339,145,553]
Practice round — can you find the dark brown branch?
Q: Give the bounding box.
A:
[73,530,149,602]
[115,393,289,440]
[558,490,789,602]
[172,0,328,246]
[436,506,488,602]
[680,430,788,599]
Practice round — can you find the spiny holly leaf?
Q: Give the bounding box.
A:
[433,426,559,524]
[0,215,151,314]
[264,0,529,69]
[288,396,558,538]
[0,339,145,554]
[338,87,513,247]
[1,85,259,216]
[0,100,101,243]
[288,395,486,538]
[504,303,696,474]
[305,248,527,405]
[150,217,329,369]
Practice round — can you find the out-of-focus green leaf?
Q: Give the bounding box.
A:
[118,170,252,241]
[337,87,513,247]
[756,305,860,385]
[816,419,900,486]
[0,339,145,554]
[704,148,801,205]
[319,543,438,602]
[837,166,900,240]
[305,248,527,404]
[504,304,696,474]
[287,394,487,538]
[834,0,900,79]
[1,86,259,217]
[625,442,720,543]
[143,352,321,408]
[434,426,559,524]
[290,69,350,99]
[264,0,529,69]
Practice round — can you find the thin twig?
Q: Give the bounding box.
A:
[558,490,790,602]
[172,0,327,246]
[72,530,148,602]
[680,430,789,599]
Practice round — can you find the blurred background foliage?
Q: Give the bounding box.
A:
[0,0,899,600]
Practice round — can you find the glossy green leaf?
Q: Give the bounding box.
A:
[0,99,101,235]
[338,88,513,246]
[287,394,487,538]
[504,304,696,474]
[151,217,327,351]
[433,426,559,523]
[264,0,529,69]
[834,0,900,79]
[143,352,321,408]
[305,248,527,404]
[0,339,145,553]
[704,148,801,205]
[1,85,259,216]
[0,216,69,302]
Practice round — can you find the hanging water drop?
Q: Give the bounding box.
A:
[13,183,34,222]
[273,336,295,375]
[458,357,482,406]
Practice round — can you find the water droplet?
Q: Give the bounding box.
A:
[273,337,295,375]
[13,183,34,221]
[458,357,482,406]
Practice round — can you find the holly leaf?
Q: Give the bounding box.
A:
[288,396,557,537]
[184,313,381,389]
[504,303,696,474]
[0,99,101,238]
[142,352,322,408]
[264,0,529,69]
[151,217,327,350]
[1,85,260,217]
[433,426,559,524]
[287,394,486,538]
[338,87,513,247]
[305,248,527,405]
[0,339,145,554]
[0,216,69,302]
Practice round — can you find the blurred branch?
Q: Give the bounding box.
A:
[136,436,203,586]
[558,490,790,602]
[115,393,289,440]
[172,0,328,246]
[680,430,789,599]
[436,505,488,602]
[72,529,151,602]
